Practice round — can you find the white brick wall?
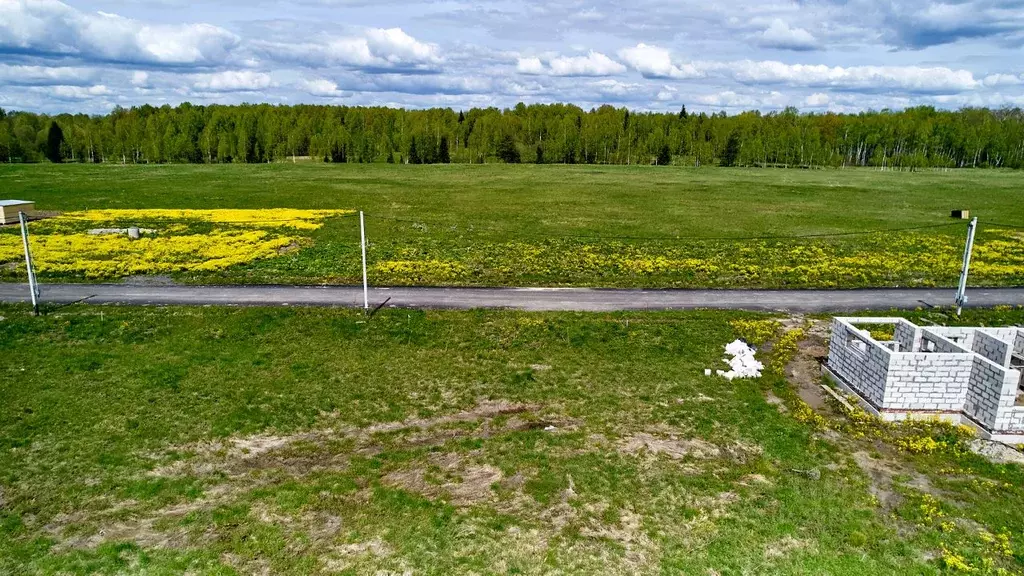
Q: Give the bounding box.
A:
[893,319,919,353]
[884,352,972,411]
[829,319,892,407]
[927,326,977,349]
[828,318,1024,436]
[971,331,1012,367]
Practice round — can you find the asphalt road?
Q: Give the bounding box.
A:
[2,283,1024,312]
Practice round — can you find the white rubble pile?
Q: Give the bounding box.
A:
[704,339,763,380]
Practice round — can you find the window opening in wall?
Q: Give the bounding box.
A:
[846,333,868,355]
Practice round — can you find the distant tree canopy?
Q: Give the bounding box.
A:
[1,102,1023,169]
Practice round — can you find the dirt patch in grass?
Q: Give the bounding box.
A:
[150,399,561,480]
[383,452,504,507]
[764,391,789,413]
[61,399,562,551]
[618,432,722,460]
[785,320,831,411]
[323,539,394,572]
[850,450,935,510]
[764,535,812,559]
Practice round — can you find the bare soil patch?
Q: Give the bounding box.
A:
[785,320,831,411]
[383,452,504,507]
[58,399,561,551]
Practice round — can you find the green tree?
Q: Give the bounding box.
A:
[720,130,742,167]
[408,137,421,164]
[496,134,520,163]
[45,121,64,163]
[656,143,671,165]
[438,135,450,163]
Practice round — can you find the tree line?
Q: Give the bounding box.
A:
[1,102,1023,169]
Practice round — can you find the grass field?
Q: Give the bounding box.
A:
[1,164,1023,287]
[3,303,1024,575]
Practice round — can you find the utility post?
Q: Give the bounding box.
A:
[359,211,369,313]
[18,211,40,316]
[955,217,978,316]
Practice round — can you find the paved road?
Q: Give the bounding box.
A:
[2,283,1024,312]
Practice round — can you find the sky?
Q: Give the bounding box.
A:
[1,0,1023,115]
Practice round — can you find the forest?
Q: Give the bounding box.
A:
[1,102,1023,169]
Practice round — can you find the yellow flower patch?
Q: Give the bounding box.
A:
[0,208,352,278]
[0,231,295,278]
[57,209,354,229]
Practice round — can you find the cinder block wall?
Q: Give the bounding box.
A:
[927,327,977,349]
[1014,331,1024,359]
[829,319,892,407]
[993,367,1024,432]
[972,331,1013,367]
[892,319,919,352]
[965,356,1011,427]
[884,353,973,411]
[998,406,1024,433]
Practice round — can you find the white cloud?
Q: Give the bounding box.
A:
[516,51,625,76]
[589,79,642,96]
[193,70,272,92]
[256,27,442,72]
[131,71,150,87]
[983,73,1023,87]
[300,77,348,97]
[0,64,98,86]
[758,19,819,51]
[720,60,980,93]
[696,90,787,109]
[692,88,786,108]
[0,0,239,66]
[516,57,546,75]
[804,92,830,107]
[51,84,110,99]
[617,44,702,79]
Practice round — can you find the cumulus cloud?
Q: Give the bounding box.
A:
[982,73,1023,87]
[0,0,239,66]
[695,90,787,109]
[720,60,980,93]
[0,64,98,86]
[516,51,625,76]
[804,92,830,107]
[300,77,348,97]
[256,27,442,72]
[50,84,111,100]
[192,70,272,92]
[617,44,702,79]
[758,19,820,51]
[131,71,151,87]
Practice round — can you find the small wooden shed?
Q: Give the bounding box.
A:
[0,200,34,225]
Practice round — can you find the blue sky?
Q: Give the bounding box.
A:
[1,0,1023,114]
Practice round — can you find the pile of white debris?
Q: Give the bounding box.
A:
[705,339,764,380]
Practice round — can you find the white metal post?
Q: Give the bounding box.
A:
[359,210,369,312]
[955,217,978,315]
[19,211,40,316]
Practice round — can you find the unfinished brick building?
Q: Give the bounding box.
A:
[824,317,1024,443]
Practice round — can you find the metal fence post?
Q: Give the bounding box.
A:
[360,211,369,312]
[955,217,977,315]
[19,211,40,316]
